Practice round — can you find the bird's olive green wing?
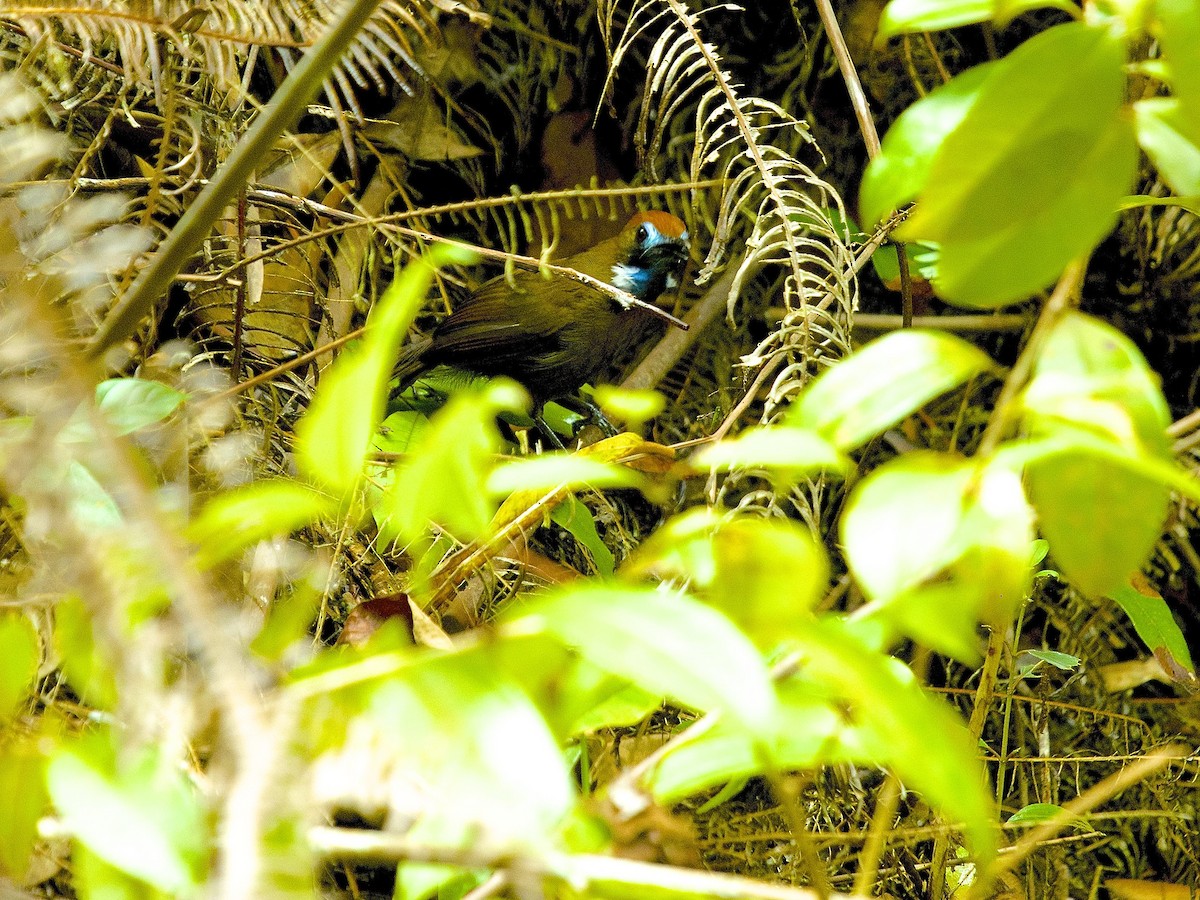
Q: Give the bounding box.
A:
[424,275,568,371]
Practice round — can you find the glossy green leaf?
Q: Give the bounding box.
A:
[486,454,641,495]
[311,649,573,868]
[1107,580,1196,673]
[843,453,1034,643]
[1019,312,1174,597]
[1021,649,1081,671]
[899,23,1136,306]
[0,613,38,720]
[646,679,843,802]
[1007,803,1072,825]
[1157,0,1200,130]
[506,584,778,731]
[878,0,994,37]
[550,496,615,576]
[0,737,49,878]
[1023,313,1171,450]
[381,380,527,543]
[295,245,471,494]
[877,0,1073,38]
[788,330,994,450]
[859,63,998,228]
[374,410,430,454]
[54,596,117,710]
[187,479,335,568]
[94,378,186,436]
[48,738,206,893]
[692,426,850,475]
[1135,97,1200,195]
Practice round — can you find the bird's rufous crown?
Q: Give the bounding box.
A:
[625,210,688,240]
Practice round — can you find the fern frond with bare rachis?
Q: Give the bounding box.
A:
[599,0,857,395]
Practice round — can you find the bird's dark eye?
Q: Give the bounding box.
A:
[635,224,649,244]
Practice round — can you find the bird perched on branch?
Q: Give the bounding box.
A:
[393,211,690,411]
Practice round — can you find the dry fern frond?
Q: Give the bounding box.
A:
[1,0,486,116]
[598,0,856,398]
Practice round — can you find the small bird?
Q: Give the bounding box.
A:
[393,211,690,411]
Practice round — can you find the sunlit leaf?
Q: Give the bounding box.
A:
[1134,98,1200,196]
[843,453,1034,648]
[630,512,829,648]
[876,0,1074,39]
[506,584,777,731]
[789,330,994,450]
[1020,313,1175,596]
[381,380,527,543]
[899,22,1136,306]
[188,479,335,568]
[646,678,843,802]
[487,454,642,494]
[0,613,38,721]
[860,63,999,228]
[295,245,472,494]
[0,737,49,877]
[94,378,186,436]
[1157,0,1200,132]
[48,737,206,894]
[692,427,849,475]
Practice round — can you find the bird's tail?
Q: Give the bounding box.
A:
[392,336,432,393]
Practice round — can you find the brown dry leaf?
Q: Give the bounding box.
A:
[337,594,414,647]
[1097,656,1170,693]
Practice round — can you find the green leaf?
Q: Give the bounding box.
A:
[634,513,829,649]
[1019,312,1174,597]
[380,380,527,543]
[0,613,39,720]
[48,737,206,894]
[310,649,573,863]
[899,22,1137,306]
[646,679,844,802]
[551,496,615,576]
[788,330,994,450]
[0,736,50,878]
[878,0,995,37]
[1007,803,1073,825]
[1135,97,1200,195]
[295,246,471,494]
[54,596,117,710]
[506,584,778,732]
[1157,0,1200,133]
[94,378,186,436]
[860,63,999,228]
[374,410,430,454]
[870,240,940,285]
[692,426,850,475]
[842,453,1035,645]
[1021,649,1081,671]
[187,479,335,568]
[487,454,642,495]
[1107,579,1196,674]
[877,0,1075,38]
